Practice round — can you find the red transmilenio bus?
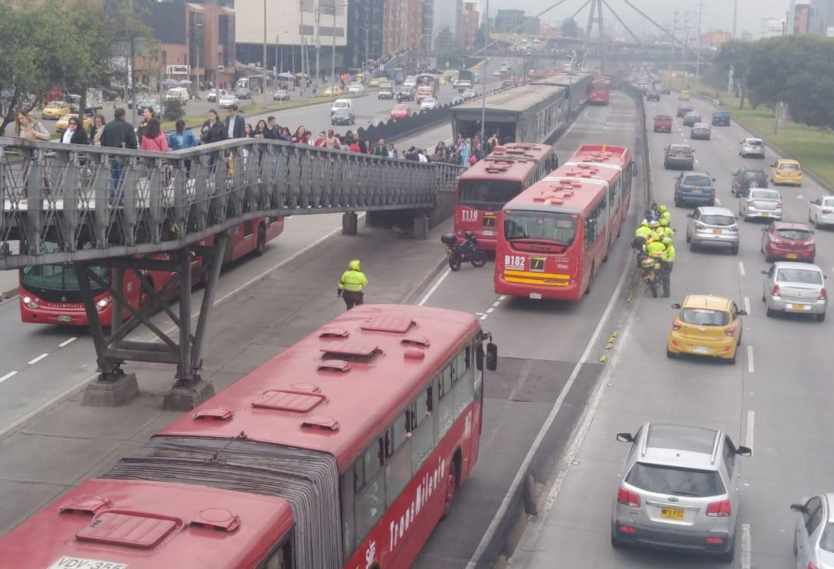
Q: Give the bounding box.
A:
[455,143,558,251]
[494,145,634,301]
[589,77,611,105]
[18,217,283,326]
[0,304,498,569]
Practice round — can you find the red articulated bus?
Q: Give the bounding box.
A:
[455,143,559,251]
[19,217,284,326]
[589,77,611,105]
[494,145,634,301]
[0,304,498,569]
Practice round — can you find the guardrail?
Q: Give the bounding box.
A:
[0,137,464,269]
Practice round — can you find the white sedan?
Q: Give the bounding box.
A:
[219,94,240,109]
[809,196,834,227]
[420,97,438,110]
[347,83,365,95]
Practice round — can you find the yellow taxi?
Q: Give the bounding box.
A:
[439,76,447,86]
[42,101,71,120]
[770,158,802,186]
[323,86,343,97]
[678,89,691,101]
[666,295,746,364]
[369,78,380,87]
[55,114,91,134]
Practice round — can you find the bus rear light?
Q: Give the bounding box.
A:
[22,296,39,309]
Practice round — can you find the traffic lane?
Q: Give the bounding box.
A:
[647,102,834,566]
[417,91,643,566]
[0,213,348,432]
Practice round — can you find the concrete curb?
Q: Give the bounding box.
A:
[0,287,18,302]
[692,92,834,196]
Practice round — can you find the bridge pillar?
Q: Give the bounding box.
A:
[76,233,229,410]
[342,212,359,236]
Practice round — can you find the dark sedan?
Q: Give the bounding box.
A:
[664,144,696,170]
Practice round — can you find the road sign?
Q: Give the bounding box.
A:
[167,65,190,75]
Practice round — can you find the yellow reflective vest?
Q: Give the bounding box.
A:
[339,269,368,292]
[635,225,652,239]
[662,244,676,263]
[646,240,666,258]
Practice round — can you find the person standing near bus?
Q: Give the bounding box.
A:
[338,258,368,310]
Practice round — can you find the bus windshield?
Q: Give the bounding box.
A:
[504,210,578,246]
[459,180,523,210]
[21,264,110,292]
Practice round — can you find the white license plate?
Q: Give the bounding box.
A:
[47,557,129,569]
[58,315,72,323]
[529,292,542,300]
[481,230,495,236]
[786,303,811,311]
[692,346,709,354]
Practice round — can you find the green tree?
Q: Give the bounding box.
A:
[747,35,834,128]
[561,18,580,38]
[703,41,752,107]
[163,98,185,122]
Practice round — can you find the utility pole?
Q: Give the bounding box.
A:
[695,0,704,79]
[480,0,489,145]
[330,8,336,87]
[596,0,605,72]
[263,0,269,103]
[670,9,678,79]
[315,0,321,83]
[732,0,738,38]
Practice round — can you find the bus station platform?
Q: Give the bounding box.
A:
[0,216,453,536]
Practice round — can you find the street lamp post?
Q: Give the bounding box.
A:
[357,26,381,72]
[186,22,203,96]
[263,0,269,104]
[480,0,489,145]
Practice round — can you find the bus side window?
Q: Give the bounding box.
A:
[260,533,294,569]
[438,364,455,438]
[412,386,435,469]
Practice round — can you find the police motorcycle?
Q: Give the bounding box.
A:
[441,231,488,271]
[638,252,662,298]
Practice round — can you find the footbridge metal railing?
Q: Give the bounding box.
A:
[0,136,464,269]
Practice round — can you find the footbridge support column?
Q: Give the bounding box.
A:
[342,212,359,236]
[77,233,229,410]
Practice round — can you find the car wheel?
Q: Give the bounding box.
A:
[818,312,826,322]
[726,349,737,365]
[731,244,739,255]
[666,348,677,359]
[690,242,697,252]
[766,307,775,317]
[765,252,773,263]
[611,527,626,549]
[718,540,735,563]
[686,231,691,243]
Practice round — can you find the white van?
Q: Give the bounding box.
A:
[165,88,190,104]
[330,98,353,116]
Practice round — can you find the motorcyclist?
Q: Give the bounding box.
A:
[658,216,675,237]
[459,230,478,251]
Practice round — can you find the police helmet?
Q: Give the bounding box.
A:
[658,205,668,214]
[662,237,673,246]
[649,220,660,229]
[349,258,361,271]
[659,217,670,227]
[465,230,475,239]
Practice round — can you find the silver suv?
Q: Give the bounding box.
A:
[611,423,751,562]
[686,206,741,254]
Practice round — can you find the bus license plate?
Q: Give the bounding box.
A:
[58,315,72,323]
[481,230,495,236]
[47,557,129,569]
[529,292,542,300]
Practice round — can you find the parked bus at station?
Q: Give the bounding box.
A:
[589,77,611,105]
[494,145,635,301]
[18,217,284,326]
[455,143,559,250]
[0,304,498,569]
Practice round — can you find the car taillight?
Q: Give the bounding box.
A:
[617,487,641,508]
[724,327,735,337]
[747,200,755,206]
[776,203,783,209]
[695,222,705,230]
[807,563,818,569]
[822,209,834,214]
[772,285,781,297]
[672,321,682,331]
[804,240,814,246]
[819,289,827,301]
[96,297,112,311]
[706,499,732,517]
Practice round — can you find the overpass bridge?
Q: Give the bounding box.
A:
[0,137,462,409]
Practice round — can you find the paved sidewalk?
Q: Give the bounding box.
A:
[0,218,452,534]
[0,241,19,299]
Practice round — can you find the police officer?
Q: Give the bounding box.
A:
[338,258,368,310]
[660,237,675,298]
[646,235,666,259]
[633,219,652,253]
[658,204,672,225]
[658,216,675,238]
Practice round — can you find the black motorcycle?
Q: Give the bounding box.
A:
[639,253,661,298]
[441,233,488,271]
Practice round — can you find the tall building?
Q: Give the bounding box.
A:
[383,0,423,54]
[431,0,462,51]
[494,9,539,35]
[793,3,811,33]
[346,0,383,69]
[808,0,834,35]
[460,2,480,49]
[420,0,434,51]
[234,0,347,78]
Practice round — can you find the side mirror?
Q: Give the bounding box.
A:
[671,303,681,309]
[685,213,693,219]
[761,227,767,232]
[486,342,498,371]
[738,310,748,316]
[476,343,484,371]
[790,503,807,514]
[736,445,753,457]
[712,177,716,182]
[824,275,829,280]
[616,432,634,443]
[761,270,769,275]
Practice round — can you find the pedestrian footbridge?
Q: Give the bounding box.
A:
[0,137,463,409]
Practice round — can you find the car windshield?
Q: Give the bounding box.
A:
[670,146,692,156]
[333,102,349,108]
[655,115,672,121]
[751,190,779,200]
[779,163,800,171]
[459,180,523,210]
[823,198,834,207]
[743,171,766,180]
[821,523,834,553]
[776,229,811,241]
[746,139,763,146]
[46,102,64,108]
[686,113,700,119]
[700,214,735,226]
[693,123,709,129]
[776,268,823,285]
[395,105,407,111]
[626,463,726,498]
[680,308,730,326]
[504,210,578,247]
[684,175,711,186]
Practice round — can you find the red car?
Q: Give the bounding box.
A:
[761,221,815,263]
[653,114,673,133]
[390,103,410,119]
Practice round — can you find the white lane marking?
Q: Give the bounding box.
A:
[491,300,501,308]
[499,295,507,301]
[741,523,752,569]
[744,296,751,315]
[28,353,49,365]
[418,267,452,306]
[0,371,18,384]
[747,346,755,374]
[486,307,495,314]
[479,314,488,321]
[738,261,746,276]
[746,410,755,451]
[466,254,632,569]
[58,337,77,348]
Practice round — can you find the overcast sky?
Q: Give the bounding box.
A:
[487,0,794,38]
